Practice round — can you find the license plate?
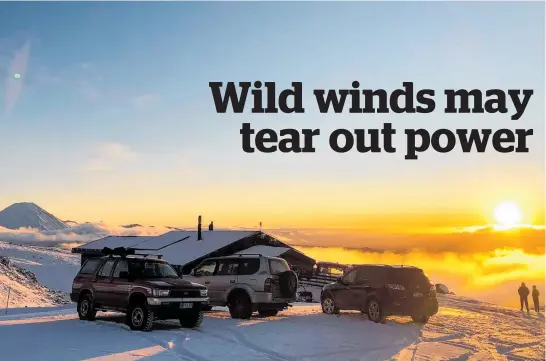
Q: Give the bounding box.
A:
[180,302,193,309]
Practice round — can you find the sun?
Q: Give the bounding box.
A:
[493,201,523,227]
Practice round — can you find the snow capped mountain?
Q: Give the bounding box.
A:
[0,202,68,232]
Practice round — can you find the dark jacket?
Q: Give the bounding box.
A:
[518,285,530,298]
[532,288,540,298]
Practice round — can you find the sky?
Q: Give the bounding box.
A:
[0,1,543,231]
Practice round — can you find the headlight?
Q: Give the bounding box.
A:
[152,289,170,297]
[200,289,208,297]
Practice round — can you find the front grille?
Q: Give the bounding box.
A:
[170,289,201,298]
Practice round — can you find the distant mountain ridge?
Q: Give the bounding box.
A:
[0,202,68,232]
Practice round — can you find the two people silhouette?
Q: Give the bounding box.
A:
[518,282,540,312]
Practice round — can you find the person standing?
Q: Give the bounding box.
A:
[518,282,530,312]
[532,285,540,312]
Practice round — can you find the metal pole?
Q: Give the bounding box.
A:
[5,287,10,314]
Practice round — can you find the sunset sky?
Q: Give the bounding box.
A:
[0,2,543,231]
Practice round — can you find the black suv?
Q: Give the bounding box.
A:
[321,264,438,324]
[70,248,209,331]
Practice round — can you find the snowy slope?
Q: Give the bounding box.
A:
[0,296,543,361]
[0,257,70,308]
[0,202,68,231]
[0,242,80,293]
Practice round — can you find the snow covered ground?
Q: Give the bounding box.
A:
[0,242,543,360]
[0,241,80,293]
[0,296,543,361]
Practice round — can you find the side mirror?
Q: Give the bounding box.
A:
[119,271,130,279]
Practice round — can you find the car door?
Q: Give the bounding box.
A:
[331,269,357,310]
[347,266,374,310]
[109,259,131,310]
[93,259,116,305]
[212,258,240,300]
[190,259,218,297]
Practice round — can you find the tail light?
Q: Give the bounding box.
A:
[264,278,272,292]
[387,284,405,291]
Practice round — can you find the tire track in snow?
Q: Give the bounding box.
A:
[203,327,294,361]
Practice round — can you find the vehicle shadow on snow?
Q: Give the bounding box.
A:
[91,309,424,361]
[200,308,424,360]
[0,316,176,361]
[95,312,183,331]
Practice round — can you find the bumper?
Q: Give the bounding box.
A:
[147,297,209,320]
[412,296,439,317]
[70,293,78,303]
[253,292,294,304]
[147,297,209,305]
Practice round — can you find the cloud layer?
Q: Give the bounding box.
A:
[0,222,170,247]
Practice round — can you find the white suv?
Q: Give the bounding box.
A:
[184,254,298,319]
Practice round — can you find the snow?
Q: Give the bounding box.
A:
[0,242,80,292]
[235,245,290,257]
[75,230,259,266]
[0,241,543,360]
[0,202,68,231]
[0,256,70,308]
[73,236,154,252]
[0,296,543,361]
[74,231,261,266]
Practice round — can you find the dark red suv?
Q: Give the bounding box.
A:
[71,248,209,331]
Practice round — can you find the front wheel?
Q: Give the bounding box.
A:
[228,292,252,319]
[180,309,204,329]
[321,294,339,315]
[127,303,154,331]
[367,298,386,323]
[77,294,97,321]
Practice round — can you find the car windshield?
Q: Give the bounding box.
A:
[129,260,179,279]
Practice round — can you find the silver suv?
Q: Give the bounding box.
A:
[184,254,298,319]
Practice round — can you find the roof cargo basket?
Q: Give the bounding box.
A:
[102,247,163,259]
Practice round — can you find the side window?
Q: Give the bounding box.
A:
[216,259,239,276]
[79,258,101,275]
[239,258,260,275]
[194,260,217,276]
[112,260,129,278]
[268,259,290,275]
[97,260,115,278]
[365,266,389,286]
[343,270,357,284]
[355,267,372,284]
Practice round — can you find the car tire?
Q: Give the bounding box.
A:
[77,293,97,321]
[321,294,339,315]
[258,309,279,317]
[228,292,252,319]
[366,297,386,323]
[279,270,298,298]
[127,303,154,331]
[411,315,430,324]
[202,305,213,312]
[180,309,204,329]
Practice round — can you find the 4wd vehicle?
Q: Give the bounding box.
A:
[321,264,438,324]
[70,247,209,331]
[184,254,298,319]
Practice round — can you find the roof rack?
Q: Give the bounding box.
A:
[102,247,163,259]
